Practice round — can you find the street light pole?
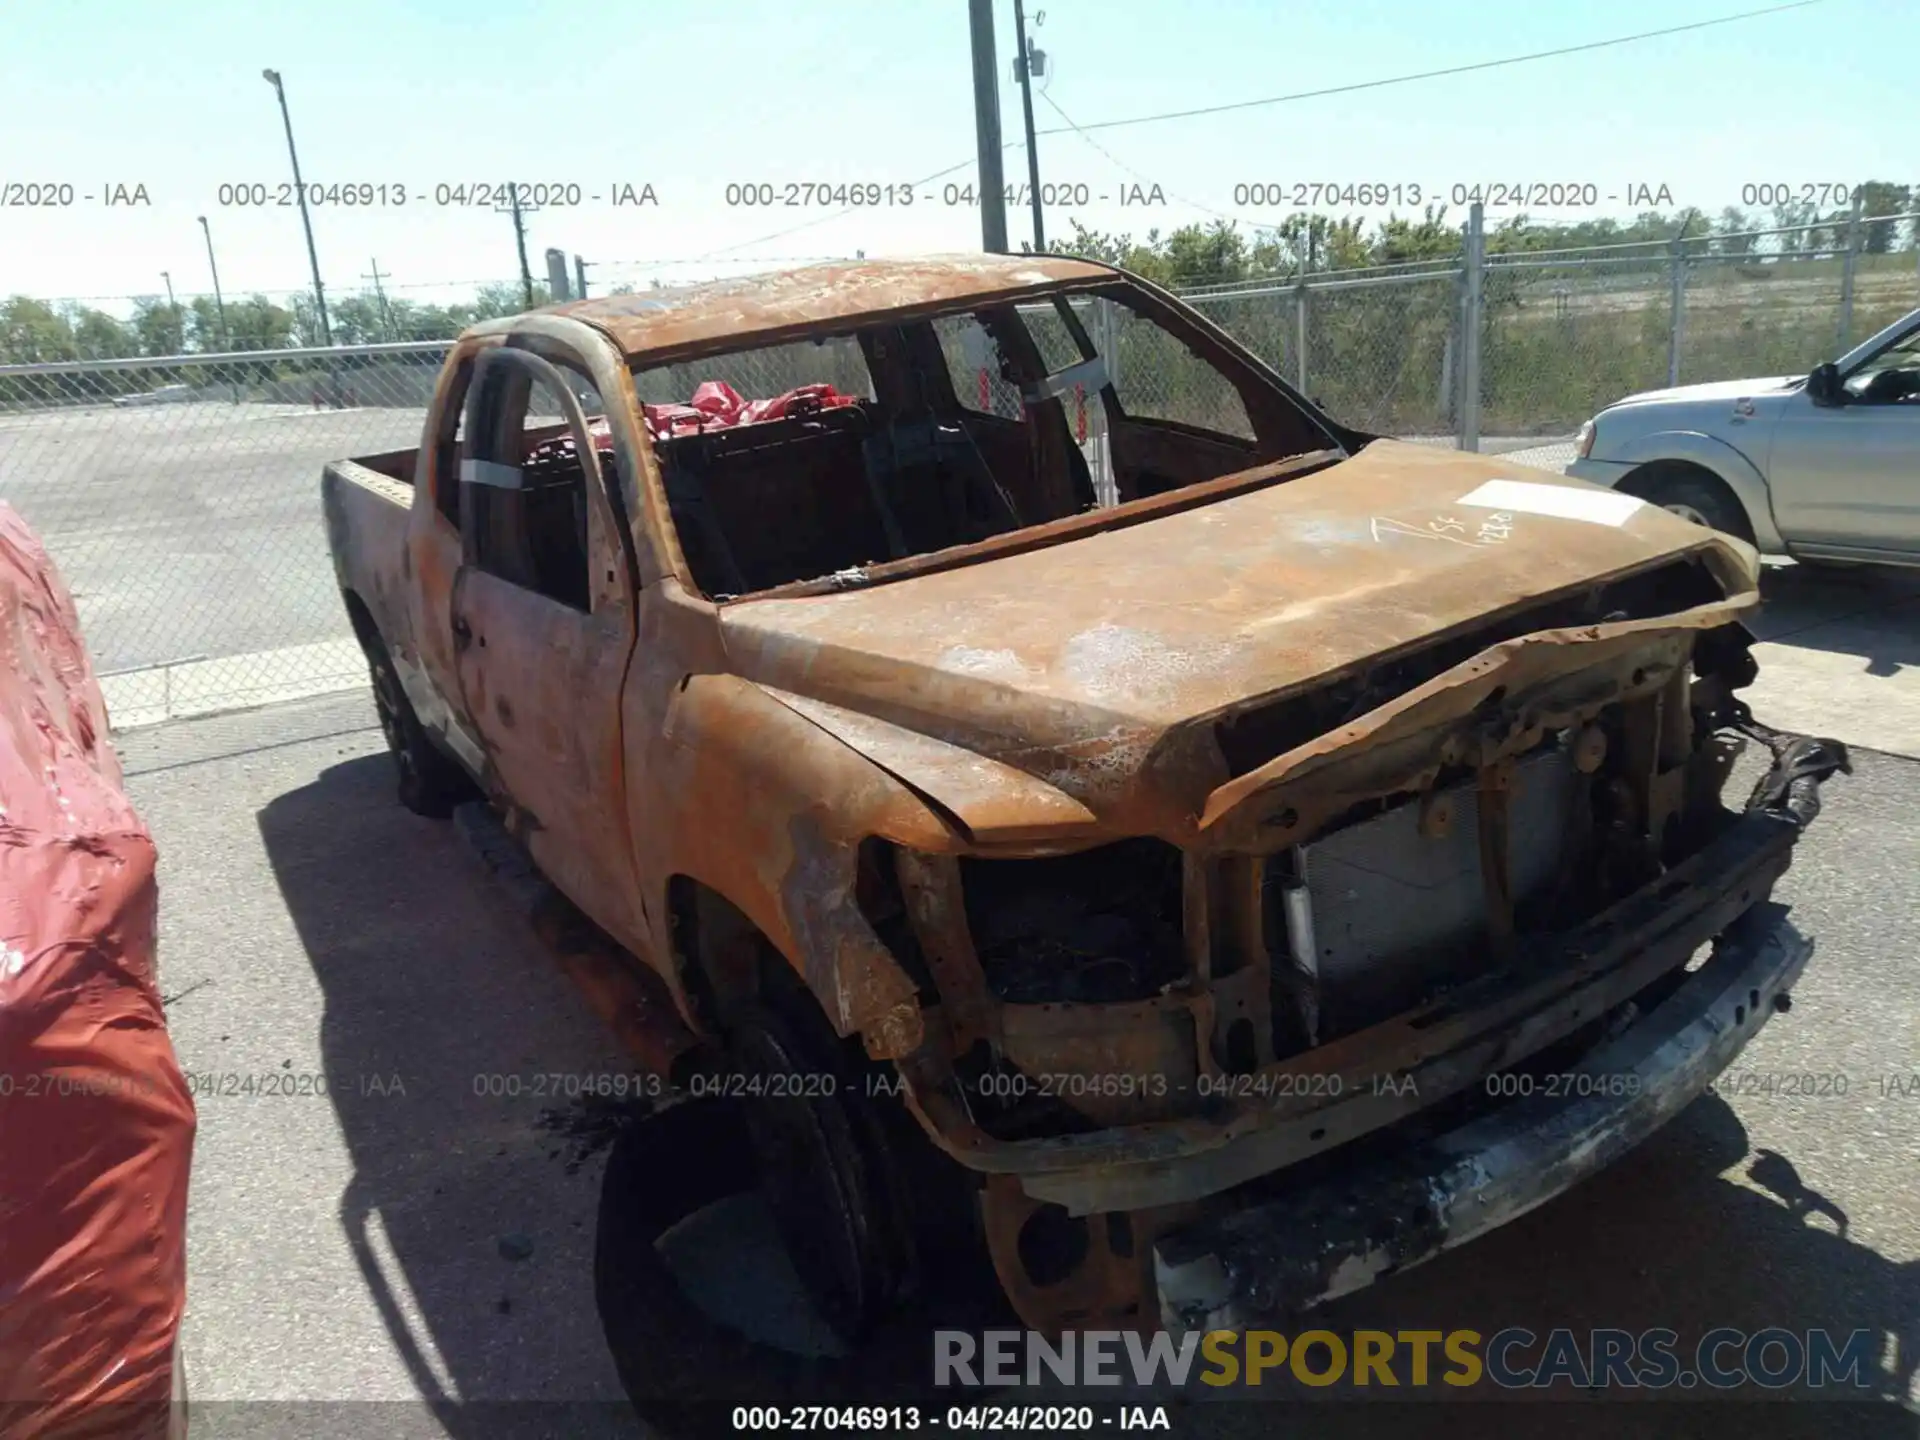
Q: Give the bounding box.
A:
[160,270,181,353]
[1011,0,1045,253]
[262,68,333,347]
[197,216,230,348]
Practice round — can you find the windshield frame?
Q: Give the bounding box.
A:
[629,274,1363,604]
[1834,306,1920,378]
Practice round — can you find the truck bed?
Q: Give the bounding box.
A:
[339,445,420,486]
[322,454,418,689]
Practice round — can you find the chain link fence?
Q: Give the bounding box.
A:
[0,343,448,725]
[1,211,1914,730]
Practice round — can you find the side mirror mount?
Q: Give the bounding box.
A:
[1806,362,1846,408]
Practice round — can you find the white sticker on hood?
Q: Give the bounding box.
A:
[1457,478,1644,526]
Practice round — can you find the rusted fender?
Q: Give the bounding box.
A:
[652,673,967,1057]
[758,686,1102,849]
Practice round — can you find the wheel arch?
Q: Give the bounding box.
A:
[643,674,964,1059]
[342,588,383,651]
[665,873,794,1035]
[1610,431,1784,552]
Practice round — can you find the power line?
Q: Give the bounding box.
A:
[1037,90,1267,234]
[693,0,1832,264]
[1029,0,1836,138]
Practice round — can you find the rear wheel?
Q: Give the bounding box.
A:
[1635,468,1756,546]
[361,632,471,817]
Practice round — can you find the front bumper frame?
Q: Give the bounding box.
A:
[969,807,1804,1213]
[1153,901,1813,1332]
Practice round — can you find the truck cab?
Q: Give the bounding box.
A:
[323,255,1845,1410]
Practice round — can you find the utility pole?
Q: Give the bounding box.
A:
[363,259,394,339]
[197,216,230,348]
[262,69,333,347]
[509,184,535,309]
[574,254,590,300]
[967,0,1009,253]
[1011,0,1044,253]
[1459,202,1485,453]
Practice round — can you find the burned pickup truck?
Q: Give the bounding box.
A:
[323,255,1844,1388]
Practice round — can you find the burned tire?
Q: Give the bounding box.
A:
[726,1000,918,1344]
[1636,468,1756,546]
[360,631,471,818]
[594,1015,1003,1434]
[593,1100,829,1434]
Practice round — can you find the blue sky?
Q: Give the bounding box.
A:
[0,0,1909,312]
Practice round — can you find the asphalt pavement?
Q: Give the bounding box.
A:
[118,580,1920,1436]
[0,401,424,676]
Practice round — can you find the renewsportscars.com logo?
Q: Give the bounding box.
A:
[933,1327,1879,1391]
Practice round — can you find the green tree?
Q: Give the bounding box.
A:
[130,296,185,356]
[0,296,76,362]
[331,293,391,345]
[1855,181,1915,254]
[288,293,330,348]
[1161,222,1253,286]
[186,295,227,351]
[1371,206,1459,265]
[225,295,297,352]
[469,281,552,321]
[1060,219,1176,283]
[1713,207,1756,256]
[61,303,136,359]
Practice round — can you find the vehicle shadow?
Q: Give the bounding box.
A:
[1257,1091,1920,1435]
[1752,562,1920,677]
[258,756,1918,1439]
[256,753,644,1440]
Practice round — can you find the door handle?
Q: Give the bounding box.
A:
[451,614,473,650]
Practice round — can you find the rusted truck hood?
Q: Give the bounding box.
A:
[720,441,1753,839]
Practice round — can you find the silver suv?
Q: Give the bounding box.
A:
[1566,307,1920,564]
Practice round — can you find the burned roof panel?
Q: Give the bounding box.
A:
[533,254,1116,362]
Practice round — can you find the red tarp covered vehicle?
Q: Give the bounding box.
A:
[0,504,193,1439]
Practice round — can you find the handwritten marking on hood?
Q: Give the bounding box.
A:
[1458,478,1644,527]
[1372,516,1489,548]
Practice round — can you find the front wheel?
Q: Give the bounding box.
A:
[594,989,1003,1430]
[362,633,472,817]
[1637,469,1756,546]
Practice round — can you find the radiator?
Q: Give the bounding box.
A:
[1269,744,1577,1032]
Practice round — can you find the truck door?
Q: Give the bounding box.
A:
[450,345,646,949]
